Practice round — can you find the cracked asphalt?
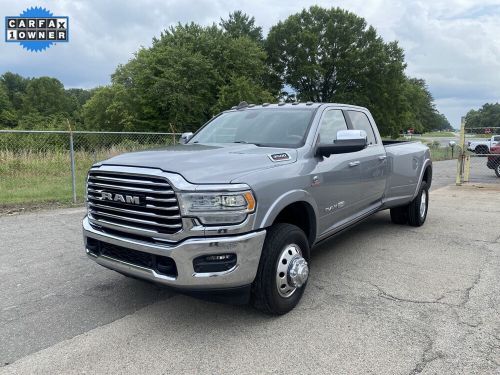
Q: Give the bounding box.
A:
[1,172,499,374]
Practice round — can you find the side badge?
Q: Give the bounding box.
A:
[269,152,291,162]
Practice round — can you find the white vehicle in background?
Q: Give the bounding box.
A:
[467,135,500,154]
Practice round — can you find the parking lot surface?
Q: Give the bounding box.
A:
[1,170,499,374]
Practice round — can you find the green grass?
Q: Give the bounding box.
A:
[464,133,495,138]
[0,145,162,206]
[0,150,97,205]
[429,146,458,161]
[421,131,457,137]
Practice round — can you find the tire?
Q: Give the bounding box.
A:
[495,163,500,178]
[390,206,408,225]
[476,146,489,155]
[408,181,429,227]
[251,223,310,315]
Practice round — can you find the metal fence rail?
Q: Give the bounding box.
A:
[0,130,180,206]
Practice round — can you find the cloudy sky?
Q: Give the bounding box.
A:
[1,0,499,128]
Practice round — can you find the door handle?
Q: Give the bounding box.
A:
[349,161,360,167]
[378,155,387,161]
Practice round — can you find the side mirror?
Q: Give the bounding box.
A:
[179,132,193,144]
[316,130,368,158]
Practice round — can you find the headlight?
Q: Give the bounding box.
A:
[179,191,255,225]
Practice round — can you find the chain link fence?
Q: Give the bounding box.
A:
[0,130,180,207]
[456,125,500,185]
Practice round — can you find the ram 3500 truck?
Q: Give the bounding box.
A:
[83,102,432,315]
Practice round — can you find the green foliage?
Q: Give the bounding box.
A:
[22,77,73,115]
[465,103,500,130]
[399,78,452,134]
[83,85,136,131]
[89,22,274,132]
[266,6,449,137]
[220,11,263,43]
[1,72,28,110]
[0,8,450,136]
[212,76,275,113]
[0,72,93,130]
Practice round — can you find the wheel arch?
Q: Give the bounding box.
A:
[259,190,318,246]
[411,160,432,200]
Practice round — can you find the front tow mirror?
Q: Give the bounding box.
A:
[316,130,368,158]
[179,132,194,144]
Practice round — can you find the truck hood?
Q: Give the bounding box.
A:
[98,143,297,184]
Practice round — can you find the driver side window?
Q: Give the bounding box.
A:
[318,110,348,144]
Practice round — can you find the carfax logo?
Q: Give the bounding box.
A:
[5,7,69,52]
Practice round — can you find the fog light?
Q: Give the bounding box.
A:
[193,253,236,273]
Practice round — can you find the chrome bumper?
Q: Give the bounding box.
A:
[82,216,266,289]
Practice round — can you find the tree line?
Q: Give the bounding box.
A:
[0,7,453,137]
[465,103,500,131]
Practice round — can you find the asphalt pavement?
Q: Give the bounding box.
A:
[1,161,499,374]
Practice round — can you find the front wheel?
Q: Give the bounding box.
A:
[495,163,500,177]
[251,223,310,315]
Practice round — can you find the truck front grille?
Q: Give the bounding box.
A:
[86,170,182,236]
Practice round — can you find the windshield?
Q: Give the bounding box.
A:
[189,108,315,147]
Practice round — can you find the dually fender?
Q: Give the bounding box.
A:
[411,158,432,200]
[258,189,320,231]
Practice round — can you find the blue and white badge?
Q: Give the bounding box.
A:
[5,7,69,52]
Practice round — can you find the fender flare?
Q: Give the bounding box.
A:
[259,189,319,236]
[411,159,432,200]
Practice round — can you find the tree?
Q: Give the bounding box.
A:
[266,6,409,135]
[82,85,136,131]
[0,82,17,128]
[220,11,263,43]
[23,77,72,116]
[100,22,275,132]
[398,78,451,133]
[212,76,275,113]
[465,103,500,130]
[0,72,28,110]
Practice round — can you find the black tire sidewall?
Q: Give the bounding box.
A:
[254,223,310,315]
[409,181,429,226]
[495,164,500,177]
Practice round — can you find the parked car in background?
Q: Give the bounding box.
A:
[487,144,500,177]
[467,135,500,154]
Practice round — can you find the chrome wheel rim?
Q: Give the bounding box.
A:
[276,244,309,298]
[420,190,427,218]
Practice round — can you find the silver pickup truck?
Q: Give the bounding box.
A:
[83,102,432,314]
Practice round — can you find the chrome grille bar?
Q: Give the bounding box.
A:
[87,170,183,236]
[87,181,175,194]
[88,202,181,219]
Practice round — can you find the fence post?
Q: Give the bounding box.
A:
[69,130,77,203]
[464,155,471,182]
[455,117,466,185]
[170,123,176,145]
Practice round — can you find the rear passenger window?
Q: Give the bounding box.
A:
[347,111,377,145]
[318,110,348,143]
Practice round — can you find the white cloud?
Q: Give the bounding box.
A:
[1,0,499,128]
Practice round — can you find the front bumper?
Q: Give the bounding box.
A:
[83,216,266,290]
